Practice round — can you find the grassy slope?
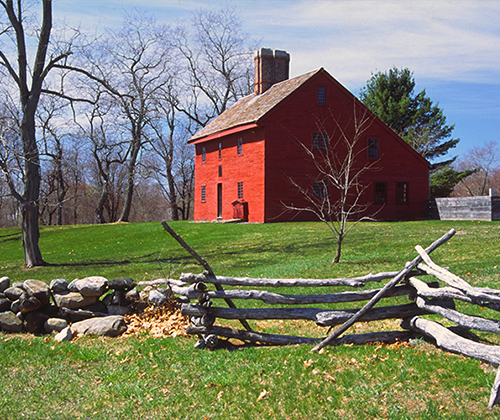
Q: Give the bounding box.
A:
[1,220,500,419]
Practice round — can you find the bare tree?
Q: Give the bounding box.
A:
[453,141,500,197]
[172,139,195,220]
[70,95,128,224]
[37,95,74,225]
[0,0,73,266]
[0,93,22,227]
[57,12,179,223]
[147,120,195,220]
[286,105,379,263]
[174,7,255,131]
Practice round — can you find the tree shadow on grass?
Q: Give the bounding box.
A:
[0,232,22,243]
[44,255,194,269]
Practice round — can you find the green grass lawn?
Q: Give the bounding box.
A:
[1,220,500,419]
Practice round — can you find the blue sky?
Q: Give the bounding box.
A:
[56,0,500,161]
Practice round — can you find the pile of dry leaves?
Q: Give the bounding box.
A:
[123,301,190,338]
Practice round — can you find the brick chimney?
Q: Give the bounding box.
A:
[254,48,290,95]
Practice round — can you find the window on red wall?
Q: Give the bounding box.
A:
[201,185,206,202]
[218,165,222,177]
[396,182,409,203]
[368,138,379,159]
[218,143,222,160]
[238,182,243,199]
[237,137,243,155]
[312,133,328,152]
[201,147,206,162]
[313,180,328,198]
[374,182,386,203]
[318,87,326,105]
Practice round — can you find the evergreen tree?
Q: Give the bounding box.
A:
[360,67,467,196]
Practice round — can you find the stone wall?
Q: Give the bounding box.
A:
[0,276,171,341]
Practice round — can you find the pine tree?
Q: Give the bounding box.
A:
[360,67,467,196]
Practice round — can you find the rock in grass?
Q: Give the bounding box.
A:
[81,301,108,314]
[0,297,11,312]
[110,290,127,306]
[0,311,23,332]
[71,315,127,337]
[50,279,68,293]
[23,279,50,305]
[19,294,42,314]
[10,299,20,314]
[54,326,72,342]
[24,311,49,334]
[125,287,140,303]
[0,277,10,293]
[107,305,133,316]
[108,277,136,291]
[68,277,108,297]
[60,307,107,323]
[41,303,60,318]
[52,291,98,310]
[4,287,25,301]
[44,318,68,334]
[148,289,170,306]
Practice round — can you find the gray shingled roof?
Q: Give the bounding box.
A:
[189,68,322,142]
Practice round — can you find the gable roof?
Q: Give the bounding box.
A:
[188,68,322,143]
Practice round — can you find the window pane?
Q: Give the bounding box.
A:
[374,182,386,203]
[313,180,327,198]
[237,138,243,155]
[313,133,328,152]
[238,182,243,199]
[368,138,378,159]
[397,182,409,203]
[201,186,206,202]
[318,87,325,105]
[201,147,206,162]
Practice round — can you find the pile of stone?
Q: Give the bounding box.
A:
[0,276,171,341]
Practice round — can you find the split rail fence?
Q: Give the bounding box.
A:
[145,223,500,409]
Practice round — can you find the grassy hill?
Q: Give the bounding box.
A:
[1,220,500,419]
[1,220,499,285]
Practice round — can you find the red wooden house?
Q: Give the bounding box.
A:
[188,48,429,223]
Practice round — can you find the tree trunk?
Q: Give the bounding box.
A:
[21,111,44,268]
[166,129,179,221]
[55,148,66,225]
[332,235,343,263]
[94,180,108,224]
[118,138,141,222]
